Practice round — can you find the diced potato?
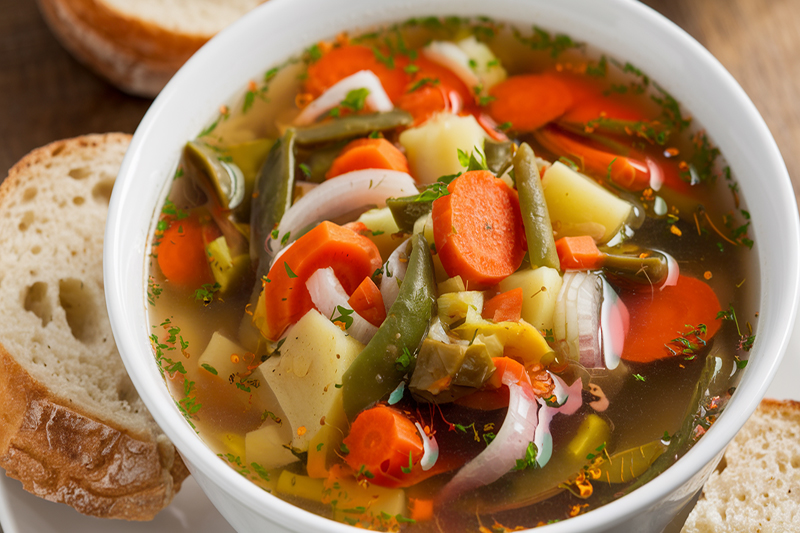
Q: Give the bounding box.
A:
[399,113,486,184]
[438,275,466,295]
[275,470,325,502]
[438,291,484,327]
[198,331,249,381]
[206,236,250,294]
[457,36,507,93]
[245,422,298,470]
[357,207,403,260]
[326,468,407,523]
[306,394,348,478]
[542,162,633,244]
[498,267,563,332]
[260,309,364,451]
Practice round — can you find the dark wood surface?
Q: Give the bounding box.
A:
[0,1,798,531]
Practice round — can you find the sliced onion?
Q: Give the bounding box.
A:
[380,238,411,312]
[601,279,630,370]
[415,422,439,472]
[554,271,604,368]
[533,374,584,467]
[306,267,377,345]
[423,41,480,94]
[439,374,538,502]
[659,250,680,290]
[293,70,393,126]
[267,169,417,261]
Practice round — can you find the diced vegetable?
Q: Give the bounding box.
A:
[341,234,437,419]
[306,267,378,345]
[433,170,526,286]
[437,290,484,328]
[347,276,386,327]
[456,36,507,93]
[487,74,573,132]
[156,215,213,288]
[275,470,326,502]
[206,236,250,294]
[260,309,364,450]
[355,207,403,259]
[226,138,275,220]
[482,288,523,323]
[198,331,249,381]
[263,221,382,340]
[453,318,554,369]
[306,394,348,478]
[620,275,721,363]
[245,422,298,470]
[513,143,559,270]
[398,113,486,184]
[555,236,605,270]
[437,275,466,295]
[386,195,433,234]
[497,267,563,333]
[324,465,408,524]
[326,137,409,179]
[541,161,633,244]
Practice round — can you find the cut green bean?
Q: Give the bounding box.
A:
[184,141,246,211]
[513,143,559,269]
[294,110,413,145]
[601,250,669,286]
[341,234,437,420]
[484,139,515,177]
[386,196,432,233]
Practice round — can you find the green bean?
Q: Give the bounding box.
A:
[226,138,275,219]
[386,196,432,233]
[341,234,437,420]
[249,129,296,271]
[484,139,515,177]
[296,140,348,184]
[294,110,413,145]
[184,141,246,210]
[601,250,669,286]
[513,143,559,270]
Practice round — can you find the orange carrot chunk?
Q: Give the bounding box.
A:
[432,170,526,286]
[555,236,606,270]
[408,498,435,522]
[263,221,382,340]
[347,276,387,327]
[455,357,531,410]
[304,45,410,103]
[534,126,651,191]
[482,287,523,323]
[487,74,573,132]
[325,138,409,179]
[620,275,722,364]
[156,215,213,289]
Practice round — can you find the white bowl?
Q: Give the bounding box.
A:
[105,0,800,531]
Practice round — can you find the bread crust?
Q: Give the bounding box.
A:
[0,133,189,520]
[36,0,208,97]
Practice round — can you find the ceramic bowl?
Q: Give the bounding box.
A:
[105,0,800,531]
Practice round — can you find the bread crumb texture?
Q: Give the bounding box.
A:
[682,399,800,533]
[0,134,188,520]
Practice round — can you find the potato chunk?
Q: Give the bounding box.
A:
[498,267,563,332]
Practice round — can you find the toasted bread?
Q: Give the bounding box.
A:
[0,134,189,520]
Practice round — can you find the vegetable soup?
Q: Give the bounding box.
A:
[146,17,758,531]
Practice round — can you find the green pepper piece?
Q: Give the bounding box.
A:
[294,110,413,145]
[341,233,437,420]
[386,196,432,233]
[249,129,296,270]
[226,139,275,219]
[513,143,559,269]
[184,141,246,210]
[484,139,514,177]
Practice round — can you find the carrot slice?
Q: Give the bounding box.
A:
[432,170,526,286]
[395,83,451,126]
[156,215,213,288]
[482,288,523,323]
[304,45,410,102]
[347,276,386,327]
[409,498,435,522]
[325,138,409,179]
[263,221,382,340]
[555,235,606,270]
[534,125,651,191]
[620,275,722,364]
[455,357,531,410]
[486,73,573,132]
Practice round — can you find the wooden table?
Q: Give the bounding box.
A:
[0,1,798,532]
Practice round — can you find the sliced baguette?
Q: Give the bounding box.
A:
[682,398,800,533]
[36,0,267,97]
[0,134,189,521]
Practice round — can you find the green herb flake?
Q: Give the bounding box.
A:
[331,305,354,329]
[201,363,218,376]
[284,262,298,278]
[299,163,311,178]
[395,347,413,370]
[633,373,646,382]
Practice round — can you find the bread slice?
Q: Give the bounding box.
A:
[36,0,267,97]
[681,398,800,532]
[0,134,189,520]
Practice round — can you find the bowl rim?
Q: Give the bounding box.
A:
[105,0,800,531]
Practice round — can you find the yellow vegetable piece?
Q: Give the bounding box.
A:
[324,469,407,523]
[275,471,325,502]
[356,207,403,260]
[206,236,251,294]
[497,266,563,332]
[596,440,666,484]
[454,318,554,367]
[306,394,348,479]
[438,275,466,295]
[438,291,484,327]
[567,414,612,462]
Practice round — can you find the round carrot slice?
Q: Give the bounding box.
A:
[157,215,213,289]
[487,73,573,132]
[432,171,526,286]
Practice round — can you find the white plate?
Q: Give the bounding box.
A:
[2,318,798,533]
[0,473,235,533]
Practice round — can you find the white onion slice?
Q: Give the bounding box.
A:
[380,238,411,312]
[534,374,584,467]
[423,41,480,95]
[660,250,680,290]
[306,267,377,345]
[439,374,538,502]
[267,169,417,261]
[554,271,604,368]
[601,279,630,370]
[415,422,439,472]
[293,70,393,126]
